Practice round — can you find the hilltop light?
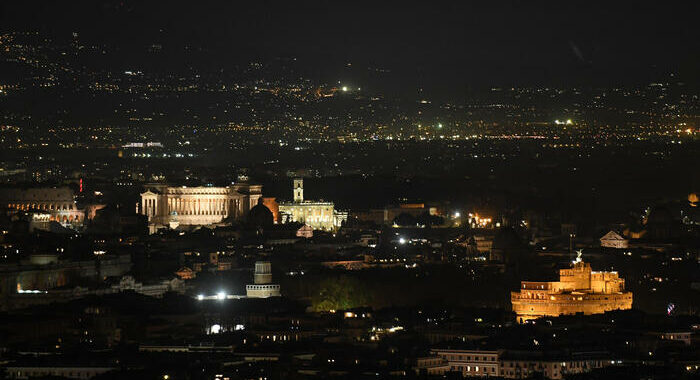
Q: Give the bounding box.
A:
[566,119,573,125]
[197,294,204,301]
[217,291,226,300]
[342,86,348,92]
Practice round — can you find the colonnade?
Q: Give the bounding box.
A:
[142,196,242,218]
[167,197,237,216]
[6,202,76,211]
[6,202,82,223]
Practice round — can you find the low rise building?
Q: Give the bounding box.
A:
[5,366,116,379]
[431,349,501,377]
[413,356,450,376]
[431,348,613,379]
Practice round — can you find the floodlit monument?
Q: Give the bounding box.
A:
[139,183,262,233]
[278,178,346,231]
[600,230,629,249]
[511,251,633,323]
[0,187,85,228]
[245,261,281,298]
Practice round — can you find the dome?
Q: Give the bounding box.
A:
[248,198,273,228]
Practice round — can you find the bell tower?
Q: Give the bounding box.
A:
[293,178,304,203]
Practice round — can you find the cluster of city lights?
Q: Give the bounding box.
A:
[196,291,238,301]
[467,213,494,228]
[369,325,404,341]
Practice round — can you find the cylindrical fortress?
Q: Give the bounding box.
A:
[254,261,273,284]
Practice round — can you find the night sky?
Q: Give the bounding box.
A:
[2,1,698,90]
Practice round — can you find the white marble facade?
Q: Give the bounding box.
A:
[140,183,261,233]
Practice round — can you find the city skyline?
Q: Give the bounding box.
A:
[0,2,698,380]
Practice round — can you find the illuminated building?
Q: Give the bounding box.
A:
[246,261,281,298]
[139,183,262,233]
[0,187,84,227]
[412,357,450,376]
[431,348,612,379]
[599,230,629,249]
[660,331,692,345]
[431,349,501,377]
[511,252,633,323]
[5,367,116,379]
[175,267,195,280]
[278,178,345,231]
